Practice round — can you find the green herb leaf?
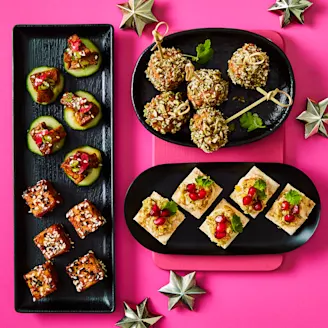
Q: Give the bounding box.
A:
[240,112,266,132]
[228,123,236,132]
[195,39,214,64]
[254,179,266,191]
[285,190,302,206]
[256,190,267,201]
[231,214,243,233]
[163,201,178,215]
[195,176,214,188]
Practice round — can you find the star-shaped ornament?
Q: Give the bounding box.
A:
[117,0,158,36]
[268,0,313,27]
[158,271,206,311]
[297,98,328,139]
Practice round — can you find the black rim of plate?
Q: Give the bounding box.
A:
[131,27,295,148]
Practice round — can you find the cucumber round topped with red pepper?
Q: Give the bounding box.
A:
[63,35,102,77]
[61,91,102,130]
[26,67,64,105]
[27,116,66,156]
[61,146,102,186]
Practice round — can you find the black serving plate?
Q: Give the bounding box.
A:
[124,163,320,255]
[13,25,114,313]
[131,28,295,148]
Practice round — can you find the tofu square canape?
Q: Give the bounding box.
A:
[171,167,223,219]
[66,199,106,239]
[22,179,62,218]
[265,183,316,235]
[133,191,185,245]
[230,166,280,218]
[199,199,249,249]
[66,250,106,292]
[24,261,58,302]
[34,224,72,260]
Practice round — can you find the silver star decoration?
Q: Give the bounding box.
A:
[297,98,328,139]
[117,0,158,36]
[158,271,206,311]
[268,0,313,27]
[116,298,163,328]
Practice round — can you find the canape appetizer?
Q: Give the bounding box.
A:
[26,67,64,105]
[60,91,102,130]
[228,43,270,89]
[265,184,316,235]
[27,116,66,156]
[61,146,102,186]
[190,107,229,153]
[172,167,222,219]
[230,166,279,218]
[199,199,249,249]
[133,191,185,245]
[144,91,190,134]
[22,180,62,218]
[24,261,58,302]
[145,47,189,91]
[66,250,106,292]
[66,199,106,239]
[187,69,229,109]
[63,34,102,77]
[34,224,72,260]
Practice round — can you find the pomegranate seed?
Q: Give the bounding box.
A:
[216,222,226,233]
[154,217,166,226]
[284,214,295,222]
[160,209,171,217]
[215,215,226,223]
[150,204,160,216]
[189,192,199,201]
[243,195,252,205]
[253,201,263,211]
[281,201,290,211]
[291,205,300,215]
[187,183,196,192]
[198,189,207,199]
[35,135,43,146]
[215,231,226,239]
[248,187,257,197]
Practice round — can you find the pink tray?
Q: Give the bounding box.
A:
[152,30,285,271]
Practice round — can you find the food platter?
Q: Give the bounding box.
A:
[13,24,114,313]
[131,28,295,149]
[124,163,320,255]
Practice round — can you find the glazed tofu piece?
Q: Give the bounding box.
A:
[34,224,72,260]
[22,179,62,218]
[265,183,316,235]
[66,251,106,292]
[133,191,185,245]
[66,199,106,239]
[199,199,249,249]
[230,166,280,218]
[24,261,58,301]
[172,167,223,219]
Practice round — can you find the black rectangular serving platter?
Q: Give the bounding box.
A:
[13,24,114,313]
[124,163,320,255]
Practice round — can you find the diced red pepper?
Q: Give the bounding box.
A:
[80,103,92,114]
[79,153,90,174]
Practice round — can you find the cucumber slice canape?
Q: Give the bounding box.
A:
[27,116,66,156]
[26,66,64,105]
[62,146,102,186]
[63,38,102,77]
[63,91,102,130]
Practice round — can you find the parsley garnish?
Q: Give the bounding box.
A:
[240,112,266,132]
[231,214,243,233]
[163,201,178,215]
[285,190,302,206]
[184,39,214,64]
[254,179,267,200]
[195,176,214,188]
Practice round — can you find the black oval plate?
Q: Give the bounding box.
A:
[131,28,295,148]
[124,163,320,255]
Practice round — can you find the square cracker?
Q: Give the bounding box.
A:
[265,183,316,235]
[133,191,185,245]
[230,166,280,218]
[199,199,249,249]
[172,167,222,219]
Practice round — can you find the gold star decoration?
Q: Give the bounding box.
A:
[117,0,158,36]
[268,0,313,27]
[115,298,163,328]
[297,98,328,139]
[158,271,206,311]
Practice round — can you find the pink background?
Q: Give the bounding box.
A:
[1,0,328,327]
